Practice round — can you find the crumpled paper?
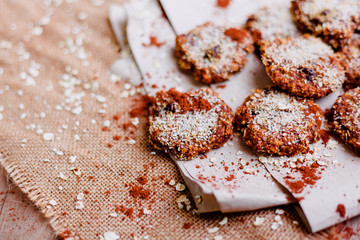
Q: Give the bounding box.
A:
[109,0,360,232]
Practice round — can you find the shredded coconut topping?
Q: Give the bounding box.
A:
[294,0,360,37]
[180,23,252,71]
[267,36,333,66]
[149,88,233,160]
[248,3,300,43]
[247,90,316,140]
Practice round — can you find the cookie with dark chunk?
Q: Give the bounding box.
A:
[261,35,345,98]
[235,87,323,156]
[291,0,360,49]
[246,3,301,47]
[175,22,254,84]
[149,88,234,160]
[329,87,360,154]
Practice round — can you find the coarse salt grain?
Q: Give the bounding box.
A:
[207,227,219,233]
[49,200,57,206]
[32,26,43,36]
[77,193,84,200]
[219,216,228,225]
[143,209,151,215]
[72,106,82,115]
[271,222,279,230]
[103,232,119,240]
[214,236,223,240]
[175,183,186,191]
[43,132,54,141]
[254,217,265,226]
[75,201,84,210]
[59,172,68,181]
[169,179,176,186]
[275,209,285,215]
[103,120,110,127]
[77,12,88,20]
[109,212,117,217]
[96,95,106,103]
[69,156,77,163]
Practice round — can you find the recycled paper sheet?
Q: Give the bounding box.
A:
[108,0,292,214]
[159,0,360,232]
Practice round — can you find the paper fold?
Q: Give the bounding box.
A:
[109,0,360,233]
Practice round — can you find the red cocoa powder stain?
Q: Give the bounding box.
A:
[217,0,231,8]
[224,28,249,42]
[336,204,346,218]
[129,95,154,118]
[285,162,322,194]
[182,222,193,229]
[142,36,165,48]
[129,185,150,200]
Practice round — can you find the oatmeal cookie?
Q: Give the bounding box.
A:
[235,87,323,156]
[329,88,360,154]
[261,35,345,98]
[291,0,360,49]
[339,46,360,88]
[149,88,234,160]
[175,22,254,84]
[246,3,300,47]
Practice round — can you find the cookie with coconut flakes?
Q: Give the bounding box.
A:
[175,22,254,84]
[235,87,323,156]
[246,3,301,47]
[329,87,360,154]
[261,35,345,98]
[291,0,360,49]
[149,88,234,161]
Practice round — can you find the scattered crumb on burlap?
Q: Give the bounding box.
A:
[0,0,355,239]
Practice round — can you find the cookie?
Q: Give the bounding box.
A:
[235,87,323,156]
[149,88,234,160]
[329,87,360,154]
[291,0,360,49]
[175,22,254,84]
[246,3,300,47]
[337,34,360,89]
[339,46,360,88]
[261,35,345,98]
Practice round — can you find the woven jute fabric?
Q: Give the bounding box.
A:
[0,0,353,239]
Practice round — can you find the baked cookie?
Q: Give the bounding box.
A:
[235,87,323,156]
[291,0,360,49]
[329,87,360,154]
[175,22,254,84]
[261,35,345,98]
[339,46,360,88]
[149,88,234,160]
[246,3,300,47]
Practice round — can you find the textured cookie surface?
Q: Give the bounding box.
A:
[175,22,254,84]
[329,87,360,154]
[291,0,360,48]
[149,88,234,160]
[246,3,300,46]
[261,35,345,98]
[235,87,323,156]
[339,38,360,88]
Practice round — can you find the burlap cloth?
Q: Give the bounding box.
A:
[0,0,356,239]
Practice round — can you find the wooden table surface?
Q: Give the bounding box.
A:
[0,167,54,240]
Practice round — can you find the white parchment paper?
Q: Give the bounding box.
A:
[159,0,360,232]
[108,0,292,214]
[109,0,360,232]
